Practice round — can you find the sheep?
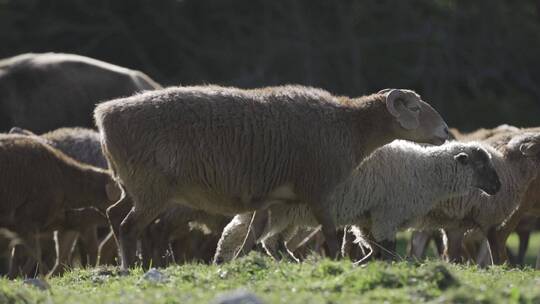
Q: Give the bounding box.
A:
[412,131,540,264]
[0,52,161,133]
[215,140,501,262]
[8,127,110,270]
[449,124,520,141]
[410,125,538,263]
[9,127,107,169]
[0,134,120,278]
[95,85,449,268]
[486,167,540,266]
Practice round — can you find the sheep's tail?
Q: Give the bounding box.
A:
[233,211,257,260]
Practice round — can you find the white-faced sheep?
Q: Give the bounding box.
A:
[410,125,522,261]
[95,85,449,268]
[412,132,540,264]
[214,140,500,262]
[0,134,120,278]
[0,52,161,133]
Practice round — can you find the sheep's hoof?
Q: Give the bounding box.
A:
[118,269,131,276]
[213,256,225,265]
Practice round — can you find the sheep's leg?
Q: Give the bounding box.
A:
[97,231,118,265]
[286,227,314,253]
[140,226,170,268]
[77,227,99,267]
[433,230,446,257]
[516,230,530,266]
[486,227,504,265]
[105,192,132,259]
[261,233,283,260]
[444,229,465,263]
[65,208,107,267]
[311,206,339,259]
[476,239,491,268]
[8,245,27,279]
[409,231,431,259]
[369,215,399,261]
[492,200,533,264]
[213,211,267,264]
[118,202,169,270]
[341,227,353,259]
[261,225,298,261]
[16,234,44,278]
[535,245,540,270]
[49,230,79,277]
[379,239,397,261]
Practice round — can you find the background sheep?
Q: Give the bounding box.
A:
[0,52,161,133]
[215,140,500,262]
[95,85,449,268]
[8,127,110,270]
[0,134,120,278]
[488,167,540,267]
[412,132,540,264]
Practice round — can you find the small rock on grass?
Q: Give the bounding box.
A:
[23,278,50,291]
[139,268,169,284]
[210,289,264,304]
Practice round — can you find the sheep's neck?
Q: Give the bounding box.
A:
[474,158,536,229]
[62,164,109,210]
[348,97,395,164]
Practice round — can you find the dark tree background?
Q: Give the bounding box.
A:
[1,0,539,130]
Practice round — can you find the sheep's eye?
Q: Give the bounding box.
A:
[410,106,421,112]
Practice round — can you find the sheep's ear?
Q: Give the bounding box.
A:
[383,89,420,130]
[105,181,121,202]
[454,152,469,165]
[9,127,35,136]
[520,142,540,156]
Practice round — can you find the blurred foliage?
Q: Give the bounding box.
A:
[0,0,539,130]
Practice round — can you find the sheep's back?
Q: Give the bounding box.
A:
[95,86,356,203]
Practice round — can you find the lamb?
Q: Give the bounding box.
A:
[8,127,110,270]
[95,85,449,268]
[0,134,120,278]
[412,132,540,264]
[214,140,501,262]
[0,52,161,133]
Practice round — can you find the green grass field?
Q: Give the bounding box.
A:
[0,233,538,304]
[1,253,539,303]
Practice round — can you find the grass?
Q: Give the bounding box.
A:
[0,252,539,304]
[0,232,538,303]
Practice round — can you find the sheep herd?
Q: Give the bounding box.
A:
[1,52,539,280]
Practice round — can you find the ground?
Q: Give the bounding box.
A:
[0,232,538,304]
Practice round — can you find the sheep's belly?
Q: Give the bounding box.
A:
[171,184,297,216]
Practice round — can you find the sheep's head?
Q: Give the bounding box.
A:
[380,89,449,146]
[505,132,540,162]
[454,145,501,195]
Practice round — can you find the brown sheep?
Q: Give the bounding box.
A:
[0,134,120,278]
[8,127,111,272]
[95,85,449,269]
[0,52,161,133]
